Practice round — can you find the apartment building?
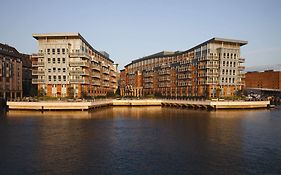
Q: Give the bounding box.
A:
[0,43,23,99]
[32,33,118,98]
[120,38,247,98]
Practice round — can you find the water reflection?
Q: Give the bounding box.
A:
[0,107,280,174]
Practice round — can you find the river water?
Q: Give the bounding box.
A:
[0,107,281,175]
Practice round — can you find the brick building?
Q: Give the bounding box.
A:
[120,38,247,98]
[0,43,23,99]
[245,70,281,90]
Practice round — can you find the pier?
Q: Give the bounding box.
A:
[6,99,270,111]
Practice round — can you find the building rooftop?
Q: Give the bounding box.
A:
[125,37,248,67]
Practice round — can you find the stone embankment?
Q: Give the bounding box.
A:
[6,99,270,111]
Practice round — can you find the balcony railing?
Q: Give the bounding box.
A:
[110,72,117,77]
[92,73,101,79]
[32,79,45,84]
[92,65,101,71]
[69,52,90,59]
[69,61,90,67]
[159,77,171,82]
[143,73,153,77]
[31,53,44,58]
[92,81,101,86]
[238,65,245,70]
[102,76,110,81]
[69,70,90,76]
[239,58,245,63]
[32,70,45,75]
[158,70,170,75]
[103,82,110,87]
[102,69,110,75]
[32,62,44,67]
[144,78,153,83]
[238,74,246,78]
[69,79,89,84]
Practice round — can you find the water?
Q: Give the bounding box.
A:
[0,107,281,175]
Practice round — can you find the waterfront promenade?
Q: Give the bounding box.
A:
[7,99,270,111]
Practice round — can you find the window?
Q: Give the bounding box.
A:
[52,49,55,54]
[222,77,224,83]
[53,58,56,64]
[63,75,66,81]
[48,68,51,73]
[223,61,225,66]
[48,76,51,81]
[47,49,50,54]
[226,70,228,75]
[53,67,56,72]
[58,75,61,81]
[62,58,65,63]
[222,69,225,74]
[234,62,236,67]
[53,76,56,81]
[63,68,66,72]
[48,58,51,63]
[57,48,60,54]
[62,48,65,54]
[57,58,60,64]
[233,70,236,75]
[58,68,61,72]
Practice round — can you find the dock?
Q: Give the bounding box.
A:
[7,101,113,111]
[6,99,270,111]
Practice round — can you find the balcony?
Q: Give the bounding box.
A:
[238,74,246,78]
[32,70,45,75]
[143,73,153,77]
[92,65,101,71]
[32,79,45,84]
[103,82,110,87]
[102,69,110,75]
[92,73,101,79]
[32,62,44,67]
[206,64,219,69]
[31,53,44,58]
[158,70,170,75]
[69,79,89,84]
[111,79,117,83]
[92,81,101,86]
[178,67,191,72]
[239,58,245,63]
[144,84,153,89]
[158,84,170,88]
[238,65,245,70]
[110,72,117,77]
[159,77,171,82]
[69,61,89,67]
[102,76,110,81]
[144,78,153,83]
[69,52,90,59]
[177,75,192,80]
[69,70,90,76]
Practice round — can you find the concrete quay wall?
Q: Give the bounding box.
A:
[7,100,270,111]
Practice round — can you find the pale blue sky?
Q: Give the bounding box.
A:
[1,0,281,69]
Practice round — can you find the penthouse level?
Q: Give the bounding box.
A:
[32,33,118,98]
[120,37,247,98]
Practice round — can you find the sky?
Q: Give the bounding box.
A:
[1,0,281,69]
